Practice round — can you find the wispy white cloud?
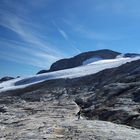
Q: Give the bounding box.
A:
[0,4,65,68]
[0,14,59,55]
[52,21,68,41]
[0,50,47,68]
[0,38,60,68]
[52,21,81,53]
[57,27,69,40]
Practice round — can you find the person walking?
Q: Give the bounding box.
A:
[77,108,82,120]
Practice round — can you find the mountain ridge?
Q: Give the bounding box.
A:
[37,49,140,75]
[37,49,121,74]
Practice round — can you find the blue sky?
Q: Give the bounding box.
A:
[0,0,140,77]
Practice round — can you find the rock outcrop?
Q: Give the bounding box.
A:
[49,49,120,71]
[0,76,14,83]
[37,70,49,75]
[0,96,140,140]
[37,49,120,74]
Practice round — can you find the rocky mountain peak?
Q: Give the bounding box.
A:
[37,49,121,74]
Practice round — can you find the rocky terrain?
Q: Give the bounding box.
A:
[0,50,140,139]
[0,95,140,140]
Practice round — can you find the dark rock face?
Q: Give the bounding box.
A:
[0,106,6,113]
[82,82,140,127]
[49,49,120,72]
[37,49,120,74]
[124,53,140,58]
[36,70,49,75]
[74,60,140,129]
[0,76,14,83]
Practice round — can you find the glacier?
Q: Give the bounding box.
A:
[0,56,140,93]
